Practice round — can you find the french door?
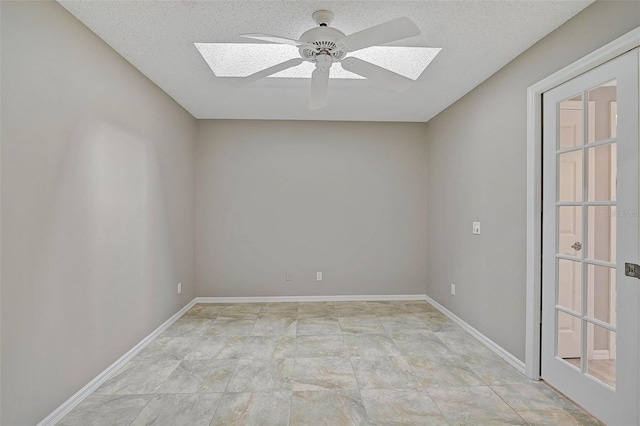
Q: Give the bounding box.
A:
[542,48,639,424]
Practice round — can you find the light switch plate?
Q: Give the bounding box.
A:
[472,222,481,235]
[317,272,322,281]
[286,272,293,281]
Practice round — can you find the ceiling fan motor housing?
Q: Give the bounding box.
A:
[235,11,421,109]
[298,26,347,63]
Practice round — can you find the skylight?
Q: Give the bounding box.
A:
[195,43,441,80]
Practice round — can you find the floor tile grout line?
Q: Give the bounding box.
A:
[400,352,428,392]
[346,355,370,424]
[354,386,372,424]
[209,308,254,423]
[487,384,532,425]
[125,394,156,426]
[206,337,247,424]
[423,387,453,425]
[288,313,298,426]
[60,301,600,425]
[288,358,297,426]
[287,391,293,426]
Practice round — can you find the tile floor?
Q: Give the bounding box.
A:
[59,301,602,425]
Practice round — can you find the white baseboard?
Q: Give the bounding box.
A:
[42,293,520,424]
[592,349,612,360]
[196,293,526,375]
[38,294,425,424]
[424,295,526,375]
[195,294,427,303]
[37,299,198,426]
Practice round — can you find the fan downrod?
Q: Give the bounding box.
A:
[312,10,334,27]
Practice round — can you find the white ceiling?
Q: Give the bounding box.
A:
[58,1,593,122]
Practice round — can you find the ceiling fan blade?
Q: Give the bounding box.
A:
[337,17,420,53]
[309,68,330,110]
[240,33,317,50]
[341,57,413,91]
[237,58,304,86]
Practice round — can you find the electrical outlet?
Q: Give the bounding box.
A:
[177,282,182,294]
[286,272,293,281]
[472,222,481,235]
[317,272,323,281]
[450,283,456,296]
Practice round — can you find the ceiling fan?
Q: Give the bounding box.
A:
[238,10,421,110]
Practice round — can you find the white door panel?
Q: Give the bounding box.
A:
[542,48,639,425]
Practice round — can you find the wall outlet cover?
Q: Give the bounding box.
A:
[450,283,456,295]
[472,222,481,235]
[316,272,322,281]
[177,282,182,294]
[286,272,293,281]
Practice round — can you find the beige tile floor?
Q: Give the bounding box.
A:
[59,301,603,425]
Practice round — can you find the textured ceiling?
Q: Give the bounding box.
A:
[58,1,593,122]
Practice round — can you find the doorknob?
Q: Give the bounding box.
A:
[571,242,582,251]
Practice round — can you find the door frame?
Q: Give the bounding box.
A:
[525,26,640,381]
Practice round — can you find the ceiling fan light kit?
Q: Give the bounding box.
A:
[238,10,421,110]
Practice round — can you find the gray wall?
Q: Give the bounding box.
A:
[196,120,427,297]
[3,0,638,423]
[1,2,197,424]
[425,0,640,361]
[0,1,3,421]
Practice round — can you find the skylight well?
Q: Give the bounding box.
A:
[195,43,441,80]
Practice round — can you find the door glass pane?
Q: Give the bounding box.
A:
[587,79,617,144]
[558,310,582,364]
[558,151,583,202]
[587,206,616,263]
[587,264,616,326]
[587,322,616,389]
[543,50,637,416]
[610,144,617,200]
[558,259,582,313]
[558,206,582,256]
[559,95,583,149]
[587,144,617,201]
[609,102,617,138]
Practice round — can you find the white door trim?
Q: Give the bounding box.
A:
[526,26,640,380]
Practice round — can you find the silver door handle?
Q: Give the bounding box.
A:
[571,242,582,251]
